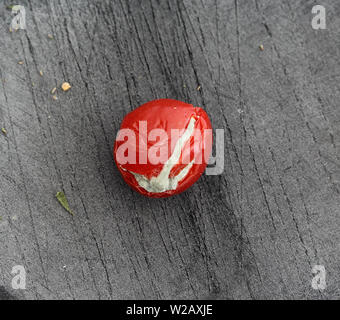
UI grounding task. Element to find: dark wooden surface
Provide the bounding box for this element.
[0,0,339,300]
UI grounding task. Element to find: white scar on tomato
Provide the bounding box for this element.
[129,117,196,193]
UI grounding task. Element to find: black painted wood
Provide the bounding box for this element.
[0,0,339,299]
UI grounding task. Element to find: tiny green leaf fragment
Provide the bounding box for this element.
[7,5,21,10]
[56,191,73,215]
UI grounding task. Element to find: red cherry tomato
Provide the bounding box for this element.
[114,99,212,198]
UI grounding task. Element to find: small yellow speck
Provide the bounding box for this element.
[9,27,13,33]
[52,95,58,100]
[1,128,7,136]
[32,82,35,87]
[51,87,57,94]
[197,85,201,91]
[61,82,71,92]
[18,61,24,65]
[259,44,264,51]
[39,70,43,76]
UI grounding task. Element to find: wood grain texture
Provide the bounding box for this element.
[0,0,339,300]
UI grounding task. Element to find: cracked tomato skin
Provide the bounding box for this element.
[114,99,212,198]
